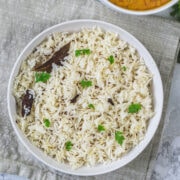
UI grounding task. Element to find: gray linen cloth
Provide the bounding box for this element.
[0,0,180,179]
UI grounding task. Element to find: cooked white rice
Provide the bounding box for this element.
[13,27,154,169]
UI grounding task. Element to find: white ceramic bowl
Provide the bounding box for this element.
[7,19,163,176]
[100,0,178,15]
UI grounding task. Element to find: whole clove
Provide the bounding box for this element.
[70,94,80,103]
[108,98,114,106]
[34,42,71,72]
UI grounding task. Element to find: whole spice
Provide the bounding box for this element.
[70,94,80,103]
[22,90,34,117]
[34,42,71,72]
[108,98,114,106]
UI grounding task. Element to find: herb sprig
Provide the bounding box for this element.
[170,0,180,21]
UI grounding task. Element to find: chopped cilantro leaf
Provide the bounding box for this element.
[80,80,92,88]
[122,66,127,71]
[128,103,142,113]
[75,49,91,57]
[108,55,114,64]
[65,141,73,151]
[88,104,95,110]
[98,125,105,132]
[44,119,50,127]
[115,131,125,145]
[35,72,51,83]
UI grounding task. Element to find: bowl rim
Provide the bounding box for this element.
[99,0,178,15]
[7,19,164,176]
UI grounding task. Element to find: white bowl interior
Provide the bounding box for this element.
[100,0,178,15]
[7,20,163,176]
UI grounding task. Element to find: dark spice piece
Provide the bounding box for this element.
[34,42,71,72]
[70,94,80,103]
[108,98,114,106]
[22,90,34,117]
